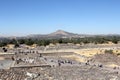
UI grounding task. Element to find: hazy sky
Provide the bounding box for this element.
[0,0,120,36]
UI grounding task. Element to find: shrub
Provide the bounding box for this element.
[117,53,120,55]
[104,50,113,54]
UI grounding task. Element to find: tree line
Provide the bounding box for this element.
[0,36,120,47]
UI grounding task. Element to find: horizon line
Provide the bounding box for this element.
[1,30,120,37]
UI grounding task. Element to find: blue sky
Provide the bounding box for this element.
[0,0,120,36]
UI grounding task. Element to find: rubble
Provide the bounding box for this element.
[0,44,120,79]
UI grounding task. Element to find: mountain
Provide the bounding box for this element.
[47,30,81,38]
[0,30,120,40]
[27,30,86,39]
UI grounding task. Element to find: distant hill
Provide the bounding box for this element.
[0,30,120,40]
[26,30,87,39]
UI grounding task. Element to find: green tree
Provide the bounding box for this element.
[25,39,34,45]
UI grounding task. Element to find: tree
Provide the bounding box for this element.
[0,42,7,47]
[25,39,34,46]
[111,37,118,44]
[18,39,25,44]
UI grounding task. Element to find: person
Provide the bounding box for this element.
[40,54,42,57]
[11,56,15,61]
[58,62,61,66]
[98,64,103,68]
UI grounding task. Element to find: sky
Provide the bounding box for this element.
[0,0,120,36]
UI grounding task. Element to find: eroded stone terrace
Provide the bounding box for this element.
[1,44,120,80]
[0,68,27,80]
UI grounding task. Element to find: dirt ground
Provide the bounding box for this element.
[1,44,120,80]
[0,57,4,60]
